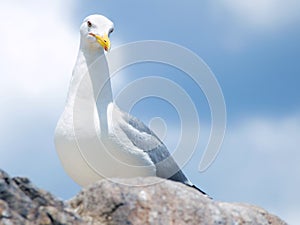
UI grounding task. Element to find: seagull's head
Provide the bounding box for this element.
[80,14,114,52]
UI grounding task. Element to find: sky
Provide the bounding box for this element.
[0,0,299,224]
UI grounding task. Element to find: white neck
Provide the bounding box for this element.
[66,43,113,135]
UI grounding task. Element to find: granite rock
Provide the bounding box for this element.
[0,169,287,225]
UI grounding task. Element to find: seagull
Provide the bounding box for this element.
[54,14,207,195]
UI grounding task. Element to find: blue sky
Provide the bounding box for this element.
[0,0,299,224]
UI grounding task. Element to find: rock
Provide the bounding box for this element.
[68,177,287,225]
[0,169,85,225]
[0,169,287,225]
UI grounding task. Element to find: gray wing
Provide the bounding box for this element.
[118,109,191,185]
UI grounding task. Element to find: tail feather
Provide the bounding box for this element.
[188,184,212,199]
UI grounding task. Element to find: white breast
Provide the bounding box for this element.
[54,102,156,187]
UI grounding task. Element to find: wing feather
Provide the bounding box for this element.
[118,108,190,184]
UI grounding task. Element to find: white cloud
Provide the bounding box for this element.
[209,0,300,51]
[219,0,300,30]
[221,113,300,225]
[0,0,79,141]
[0,0,79,193]
[0,0,77,100]
[227,113,300,157]
[282,209,300,225]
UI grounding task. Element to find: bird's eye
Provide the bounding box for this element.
[87,21,92,28]
[109,28,114,34]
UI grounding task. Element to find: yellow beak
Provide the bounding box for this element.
[89,33,111,51]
